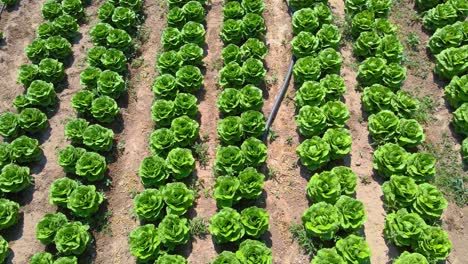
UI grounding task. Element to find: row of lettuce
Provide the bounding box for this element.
[126,0,206,263]
[209,0,272,262]
[0,0,91,263]
[286,1,372,263]
[417,0,467,162]
[24,0,146,263]
[345,0,453,263]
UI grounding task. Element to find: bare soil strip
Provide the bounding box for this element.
[261,0,311,263]
[186,0,222,262]
[0,0,43,110]
[92,1,166,263]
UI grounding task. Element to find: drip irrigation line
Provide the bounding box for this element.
[262,1,294,142]
[0,4,5,21]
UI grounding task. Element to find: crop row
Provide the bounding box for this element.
[417,0,467,162]
[345,0,454,262]
[208,0,272,262]
[0,0,93,263]
[22,0,147,263]
[285,0,372,263]
[126,0,208,262]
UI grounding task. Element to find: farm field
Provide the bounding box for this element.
[0,0,466,263]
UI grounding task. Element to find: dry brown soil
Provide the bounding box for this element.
[0,0,465,263]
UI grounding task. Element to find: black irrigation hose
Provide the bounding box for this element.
[0,4,5,21]
[262,1,294,142]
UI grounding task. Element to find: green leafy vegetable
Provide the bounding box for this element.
[236,239,272,264]
[36,212,68,244]
[335,234,371,264]
[49,177,79,206]
[0,198,19,230]
[82,124,114,152]
[209,208,245,243]
[75,151,107,181]
[302,202,340,240]
[129,224,161,261]
[67,185,104,217]
[296,136,330,171]
[54,222,91,255]
[158,214,190,250]
[307,171,342,203]
[162,182,195,216]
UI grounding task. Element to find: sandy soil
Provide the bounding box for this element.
[0,0,465,263]
[186,0,221,262]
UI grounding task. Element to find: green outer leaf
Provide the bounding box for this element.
[236,239,272,264]
[241,110,265,138]
[0,198,20,230]
[71,90,95,114]
[296,136,330,171]
[49,177,79,207]
[0,236,9,264]
[452,102,468,136]
[295,81,325,108]
[67,185,104,217]
[323,128,352,160]
[214,176,240,208]
[166,147,195,179]
[149,128,174,156]
[302,202,340,240]
[215,146,245,176]
[212,251,240,264]
[217,116,243,144]
[129,224,161,261]
[29,252,54,264]
[368,110,400,144]
[138,155,169,187]
[393,251,429,264]
[241,137,267,167]
[311,248,346,264]
[209,207,245,243]
[238,167,264,200]
[0,112,19,138]
[54,221,91,255]
[35,212,68,244]
[384,209,426,247]
[82,124,114,152]
[373,143,408,179]
[307,171,342,203]
[331,166,357,195]
[162,182,194,216]
[64,118,89,144]
[415,225,452,262]
[0,163,31,193]
[382,175,418,210]
[158,214,190,250]
[240,206,269,238]
[292,8,319,35]
[412,183,447,221]
[335,195,367,230]
[296,105,327,137]
[58,145,86,174]
[322,101,349,128]
[335,234,371,264]
[75,151,107,181]
[293,56,321,84]
[170,116,199,147]
[91,95,119,123]
[155,254,188,264]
